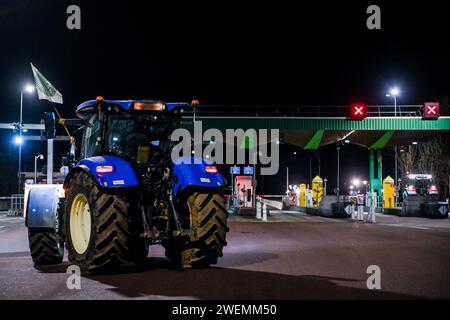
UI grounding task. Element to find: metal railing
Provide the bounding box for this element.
[184,104,424,118]
[8,194,24,217]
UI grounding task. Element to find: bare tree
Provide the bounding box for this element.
[398,145,417,177]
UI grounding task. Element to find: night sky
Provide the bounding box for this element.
[0,1,449,194]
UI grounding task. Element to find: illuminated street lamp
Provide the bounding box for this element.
[386,87,400,117]
[386,87,401,203]
[24,84,34,93]
[13,135,23,145]
[18,84,35,193]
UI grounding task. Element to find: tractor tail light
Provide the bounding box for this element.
[96,165,114,173]
[133,102,165,111]
[205,165,218,174]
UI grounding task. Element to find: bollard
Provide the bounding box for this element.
[367,207,376,223]
[357,206,364,221]
[366,191,377,223]
[262,203,268,222]
[351,204,357,220]
[256,200,262,220]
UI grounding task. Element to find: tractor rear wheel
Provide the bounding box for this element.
[65,171,146,273]
[28,230,64,266]
[164,192,229,268]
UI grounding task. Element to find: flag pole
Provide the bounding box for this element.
[30,63,75,182]
[51,103,72,139]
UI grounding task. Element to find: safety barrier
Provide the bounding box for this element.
[8,194,24,217]
[261,198,284,210]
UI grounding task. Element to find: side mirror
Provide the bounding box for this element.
[44,112,56,139]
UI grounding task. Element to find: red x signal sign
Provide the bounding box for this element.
[349,103,367,120]
[422,102,440,120]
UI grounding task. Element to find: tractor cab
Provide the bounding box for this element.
[75,97,195,164]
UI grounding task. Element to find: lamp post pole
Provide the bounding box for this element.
[286,167,289,193]
[336,144,341,198]
[18,91,23,194]
[393,94,398,205]
[394,94,397,117]
[17,85,34,194]
[34,155,44,184]
[387,88,400,206]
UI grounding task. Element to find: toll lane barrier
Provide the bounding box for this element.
[384,197,449,219]
[420,202,448,219]
[305,196,352,218]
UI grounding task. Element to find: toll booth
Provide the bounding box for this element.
[312,176,324,208]
[383,176,395,208]
[234,175,254,208]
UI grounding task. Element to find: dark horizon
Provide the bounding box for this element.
[0,1,449,195]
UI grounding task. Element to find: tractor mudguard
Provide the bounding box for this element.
[67,155,140,188]
[25,185,64,229]
[172,156,226,196]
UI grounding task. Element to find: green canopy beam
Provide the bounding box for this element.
[369,149,383,199]
[369,131,394,149]
[304,130,324,150]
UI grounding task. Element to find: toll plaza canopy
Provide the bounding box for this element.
[184,104,450,194]
[184,104,450,149]
[191,116,450,149]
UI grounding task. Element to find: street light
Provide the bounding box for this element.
[24,84,34,93]
[34,154,44,184]
[18,84,35,194]
[386,87,401,206]
[386,87,400,117]
[13,136,23,145]
[362,180,368,193]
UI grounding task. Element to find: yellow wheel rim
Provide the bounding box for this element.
[70,194,92,254]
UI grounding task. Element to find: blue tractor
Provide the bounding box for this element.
[25,97,228,273]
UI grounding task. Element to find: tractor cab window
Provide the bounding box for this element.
[81,115,101,158]
[107,112,175,163]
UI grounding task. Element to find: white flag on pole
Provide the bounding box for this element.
[30,63,63,104]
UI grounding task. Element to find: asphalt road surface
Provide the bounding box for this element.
[1,211,450,299]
